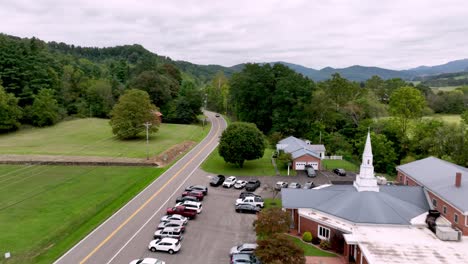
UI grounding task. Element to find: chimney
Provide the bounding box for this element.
[455,172,462,188]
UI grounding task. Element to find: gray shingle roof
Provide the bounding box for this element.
[397,156,468,213]
[290,148,321,159]
[277,136,322,159]
[282,185,429,225]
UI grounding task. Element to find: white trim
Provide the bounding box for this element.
[318,225,331,240]
[465,215,468,227]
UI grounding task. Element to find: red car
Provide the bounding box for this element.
[166,205,197,219]
[181,190,204,201]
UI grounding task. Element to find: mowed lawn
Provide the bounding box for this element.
[202,148,286,176]
[322,159,358,172]
[0,118,209,158]
[289,236,336,257]
[0,165,163,264]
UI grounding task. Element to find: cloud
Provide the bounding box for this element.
[0,0,467,69]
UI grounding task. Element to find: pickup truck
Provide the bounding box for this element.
[235,196,264,208]
[166,205,197,219]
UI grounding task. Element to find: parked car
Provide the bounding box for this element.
[181,190,204,201]
[230,243,258,256]
[275,181,288,191]
[129,258,165,264]
[234,180,247,189]
[166,205,197,219]
[305,165,316,177]
[236,196,264,207]
[289,182,301,189]
[210,174,225,187]
[231,253,261,264]
[160,214,188,225]
[175,195,199,203]
[157,220,186,232]
[148,237,181,254]
[235,203,261,214]
[239,192,260,199]
[245,179,261,191]
[303,181,315,189]
[215,113,220,117]
[185,185,208,195]
[153,227,183,240]
[223,176,237,188]
[333,168,347,176]
[176,200,203,214]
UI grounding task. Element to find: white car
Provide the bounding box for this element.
[148,237,181,254]
[223,176,237,188]
[233,180,247,189]
[235,196,264,207]
[129,258,166,264]
[154,227,183,240]
[157,220,186,231]
[229,243,258,256]
[160,214,188,225]
[175,200,203,214]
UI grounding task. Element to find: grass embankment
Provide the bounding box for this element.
[202,148,287,176]
[0,118,209,158]
[263,198,282,209]
[289,236,337,257]
[0,165,164,264]
[322,159,358,172]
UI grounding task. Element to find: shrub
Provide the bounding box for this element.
[311,236,321,245]
[302,231,312,242]
[320,240,331,250]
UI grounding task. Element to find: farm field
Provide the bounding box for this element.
[0,118,210,158]
[422,114,462,124]
[202,148,288,176]
[0,165,163,264]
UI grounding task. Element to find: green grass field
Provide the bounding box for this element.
[289,236,336,257]
[0,118,209,158]
[201,148,286,176]
[0,165,163,264]
[264,198,282,209]
[422,114,462,125]
[322,159,358,172]
[430,86,460,92]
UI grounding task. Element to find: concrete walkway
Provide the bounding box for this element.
[306,256,346,264]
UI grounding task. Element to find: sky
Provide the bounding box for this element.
[0,0,467,70]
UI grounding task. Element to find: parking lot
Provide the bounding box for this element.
[132,168,354,264]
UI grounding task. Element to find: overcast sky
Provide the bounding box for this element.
[1,0,467,69]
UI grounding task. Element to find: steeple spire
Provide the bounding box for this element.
[354,131,379,192]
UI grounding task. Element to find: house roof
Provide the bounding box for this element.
[397,156,468,213]
[277,136,324,158]
[290,148,321,159]
[282,185,429,225]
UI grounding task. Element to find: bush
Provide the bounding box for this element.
[319,240,331,250]
[311,236,321,245]
[302,231,312,242]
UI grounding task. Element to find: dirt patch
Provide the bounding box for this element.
[152,141,196,167]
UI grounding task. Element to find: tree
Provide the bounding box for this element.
[389,86,426,136]
[254,207,291,238]
[355,132,397,174]
[218,122,266,168]
[109,89,159,139]
[0,84,22,132]
[462,110,468,125]
[255,234,305,264]
[26,88,61,127]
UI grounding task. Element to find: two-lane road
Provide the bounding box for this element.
[54,111,227,264]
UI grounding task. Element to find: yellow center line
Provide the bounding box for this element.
[79,118,220,264]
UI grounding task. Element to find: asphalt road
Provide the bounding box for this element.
[54,111,230,264]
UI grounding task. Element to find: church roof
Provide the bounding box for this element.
[397,156,468,213]
[282,185,429,225]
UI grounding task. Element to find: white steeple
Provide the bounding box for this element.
[353,130,379,192]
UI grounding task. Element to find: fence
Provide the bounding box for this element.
[324,156,343,160]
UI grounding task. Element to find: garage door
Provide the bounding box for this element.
[307,162,319,170]
[295,162,306,170]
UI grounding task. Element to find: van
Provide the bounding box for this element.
[305,165,316,178]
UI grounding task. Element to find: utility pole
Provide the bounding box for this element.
[143,122,151,160]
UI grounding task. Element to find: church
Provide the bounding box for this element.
[281,132,468,264]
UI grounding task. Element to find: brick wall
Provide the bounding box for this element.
[293,155,321,170]
[298,215,340,241]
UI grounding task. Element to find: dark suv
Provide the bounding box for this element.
[210,174,225,187]
[333,168,346,176]
[185,185,208,195]
[245,180,261,191]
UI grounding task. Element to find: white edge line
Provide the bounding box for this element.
[106,138,220,264]
[53,114,218,264]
